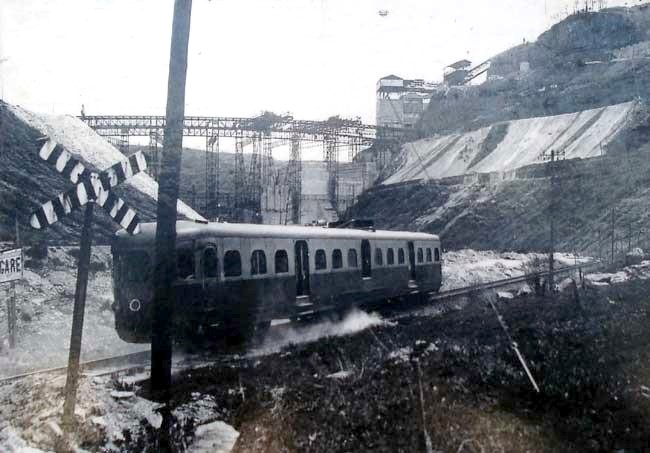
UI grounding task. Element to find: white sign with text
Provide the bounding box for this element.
[0,248,23,284]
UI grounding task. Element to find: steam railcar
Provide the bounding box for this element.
[111,220,442,344]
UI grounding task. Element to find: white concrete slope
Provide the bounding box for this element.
[384,101,636,185]
[9,105,204,221]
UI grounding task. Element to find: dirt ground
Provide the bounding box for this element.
[112,278,650,452]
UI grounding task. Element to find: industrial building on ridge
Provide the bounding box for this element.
[377,59,492,128]
[375,75,438,128]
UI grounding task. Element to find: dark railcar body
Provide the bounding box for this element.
[111,221,442,343]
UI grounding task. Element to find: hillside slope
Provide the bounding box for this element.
[386,101,635,184]
[417,5,650,137]
[352,148,650,261]
[0,102,203,243]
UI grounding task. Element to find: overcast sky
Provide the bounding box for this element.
[0,0,637,124]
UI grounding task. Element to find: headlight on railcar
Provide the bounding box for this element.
[129,299,142,312]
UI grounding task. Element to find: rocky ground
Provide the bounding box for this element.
[0,245,147,378]
[0,247,631,453]
[151,278,650,453]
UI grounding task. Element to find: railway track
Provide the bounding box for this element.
[0,261,598,385]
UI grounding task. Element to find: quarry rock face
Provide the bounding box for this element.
[538,10,644,58]
[417,6,650,138]
[366,5,650,259]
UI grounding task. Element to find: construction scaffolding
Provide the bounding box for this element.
[324,135,339,212]
[287,134,302,224]
[85,112,407,225]
[148,131,161,181]
[205,134,219,220]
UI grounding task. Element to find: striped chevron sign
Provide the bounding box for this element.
[29,138,147,235]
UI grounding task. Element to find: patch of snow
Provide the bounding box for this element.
[496,291,514,300]
[189,421,239,453]
[327,370,353,379]
[0,425,49,453]
[110,390,135,399]
[7,105,204,222]
[388,346,413,363]
[0,246,148,379]
[558,278,576,293]
[517,285,533,296]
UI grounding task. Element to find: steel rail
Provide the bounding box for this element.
[428,261,599,302]
[0,350,150,384]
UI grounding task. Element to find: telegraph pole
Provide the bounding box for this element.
[611,208,616,265]
[151,0,193,399]
[542,149,564,292]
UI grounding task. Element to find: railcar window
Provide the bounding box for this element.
[203,247,218,278]
[315,249,327,270]
[417,248,424,263]
[251,250,267,275]
[348,249,358,268]
[275,250,289,273]
[224,250,242,277]
[398,248,405,264]
[122,251,150,282]
[426,248,432,262]
[375,248,383,266]
[387,248,395,265]
[332,249,343,269]
[435,248,440,262]
[177,249,195,279]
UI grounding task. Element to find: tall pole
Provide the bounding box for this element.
[151,0,193,400]
[8,214,20,349]
[628,223,632,252]
[63,201,95,427]
[611,208,615,265]
[548,150,556,292]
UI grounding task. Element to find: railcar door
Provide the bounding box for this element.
[361,239,372,278]
[408,241,417,281]
[295,240,310,296]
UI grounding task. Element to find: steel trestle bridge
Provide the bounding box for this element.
[81,114,408,144]
[81,114,410,223]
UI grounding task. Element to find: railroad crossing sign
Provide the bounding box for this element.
[30,139,146,234]
[29,137,147,429]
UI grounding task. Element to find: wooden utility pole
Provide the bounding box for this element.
[150,0,193,399]
[611,208,616,265]
[597,228,602,262]
[63,202,95,426]
[6,216,20,349]
[29,138,146,431]
[542,149,564,292]
[628,222,632,252]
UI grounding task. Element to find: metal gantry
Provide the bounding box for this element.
[205,135,219,220]
[287,134,302,224]
[81,114,407,144]
[323,135,339,212]
[81,114,410,223]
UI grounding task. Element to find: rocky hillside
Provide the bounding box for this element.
[0,102,202,244]
[417,4,650,137]
[354,5,650,257]
[351,145,650,261]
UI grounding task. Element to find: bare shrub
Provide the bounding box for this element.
[522,256,546,296]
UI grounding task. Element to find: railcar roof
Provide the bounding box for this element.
[114,221,438,245]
